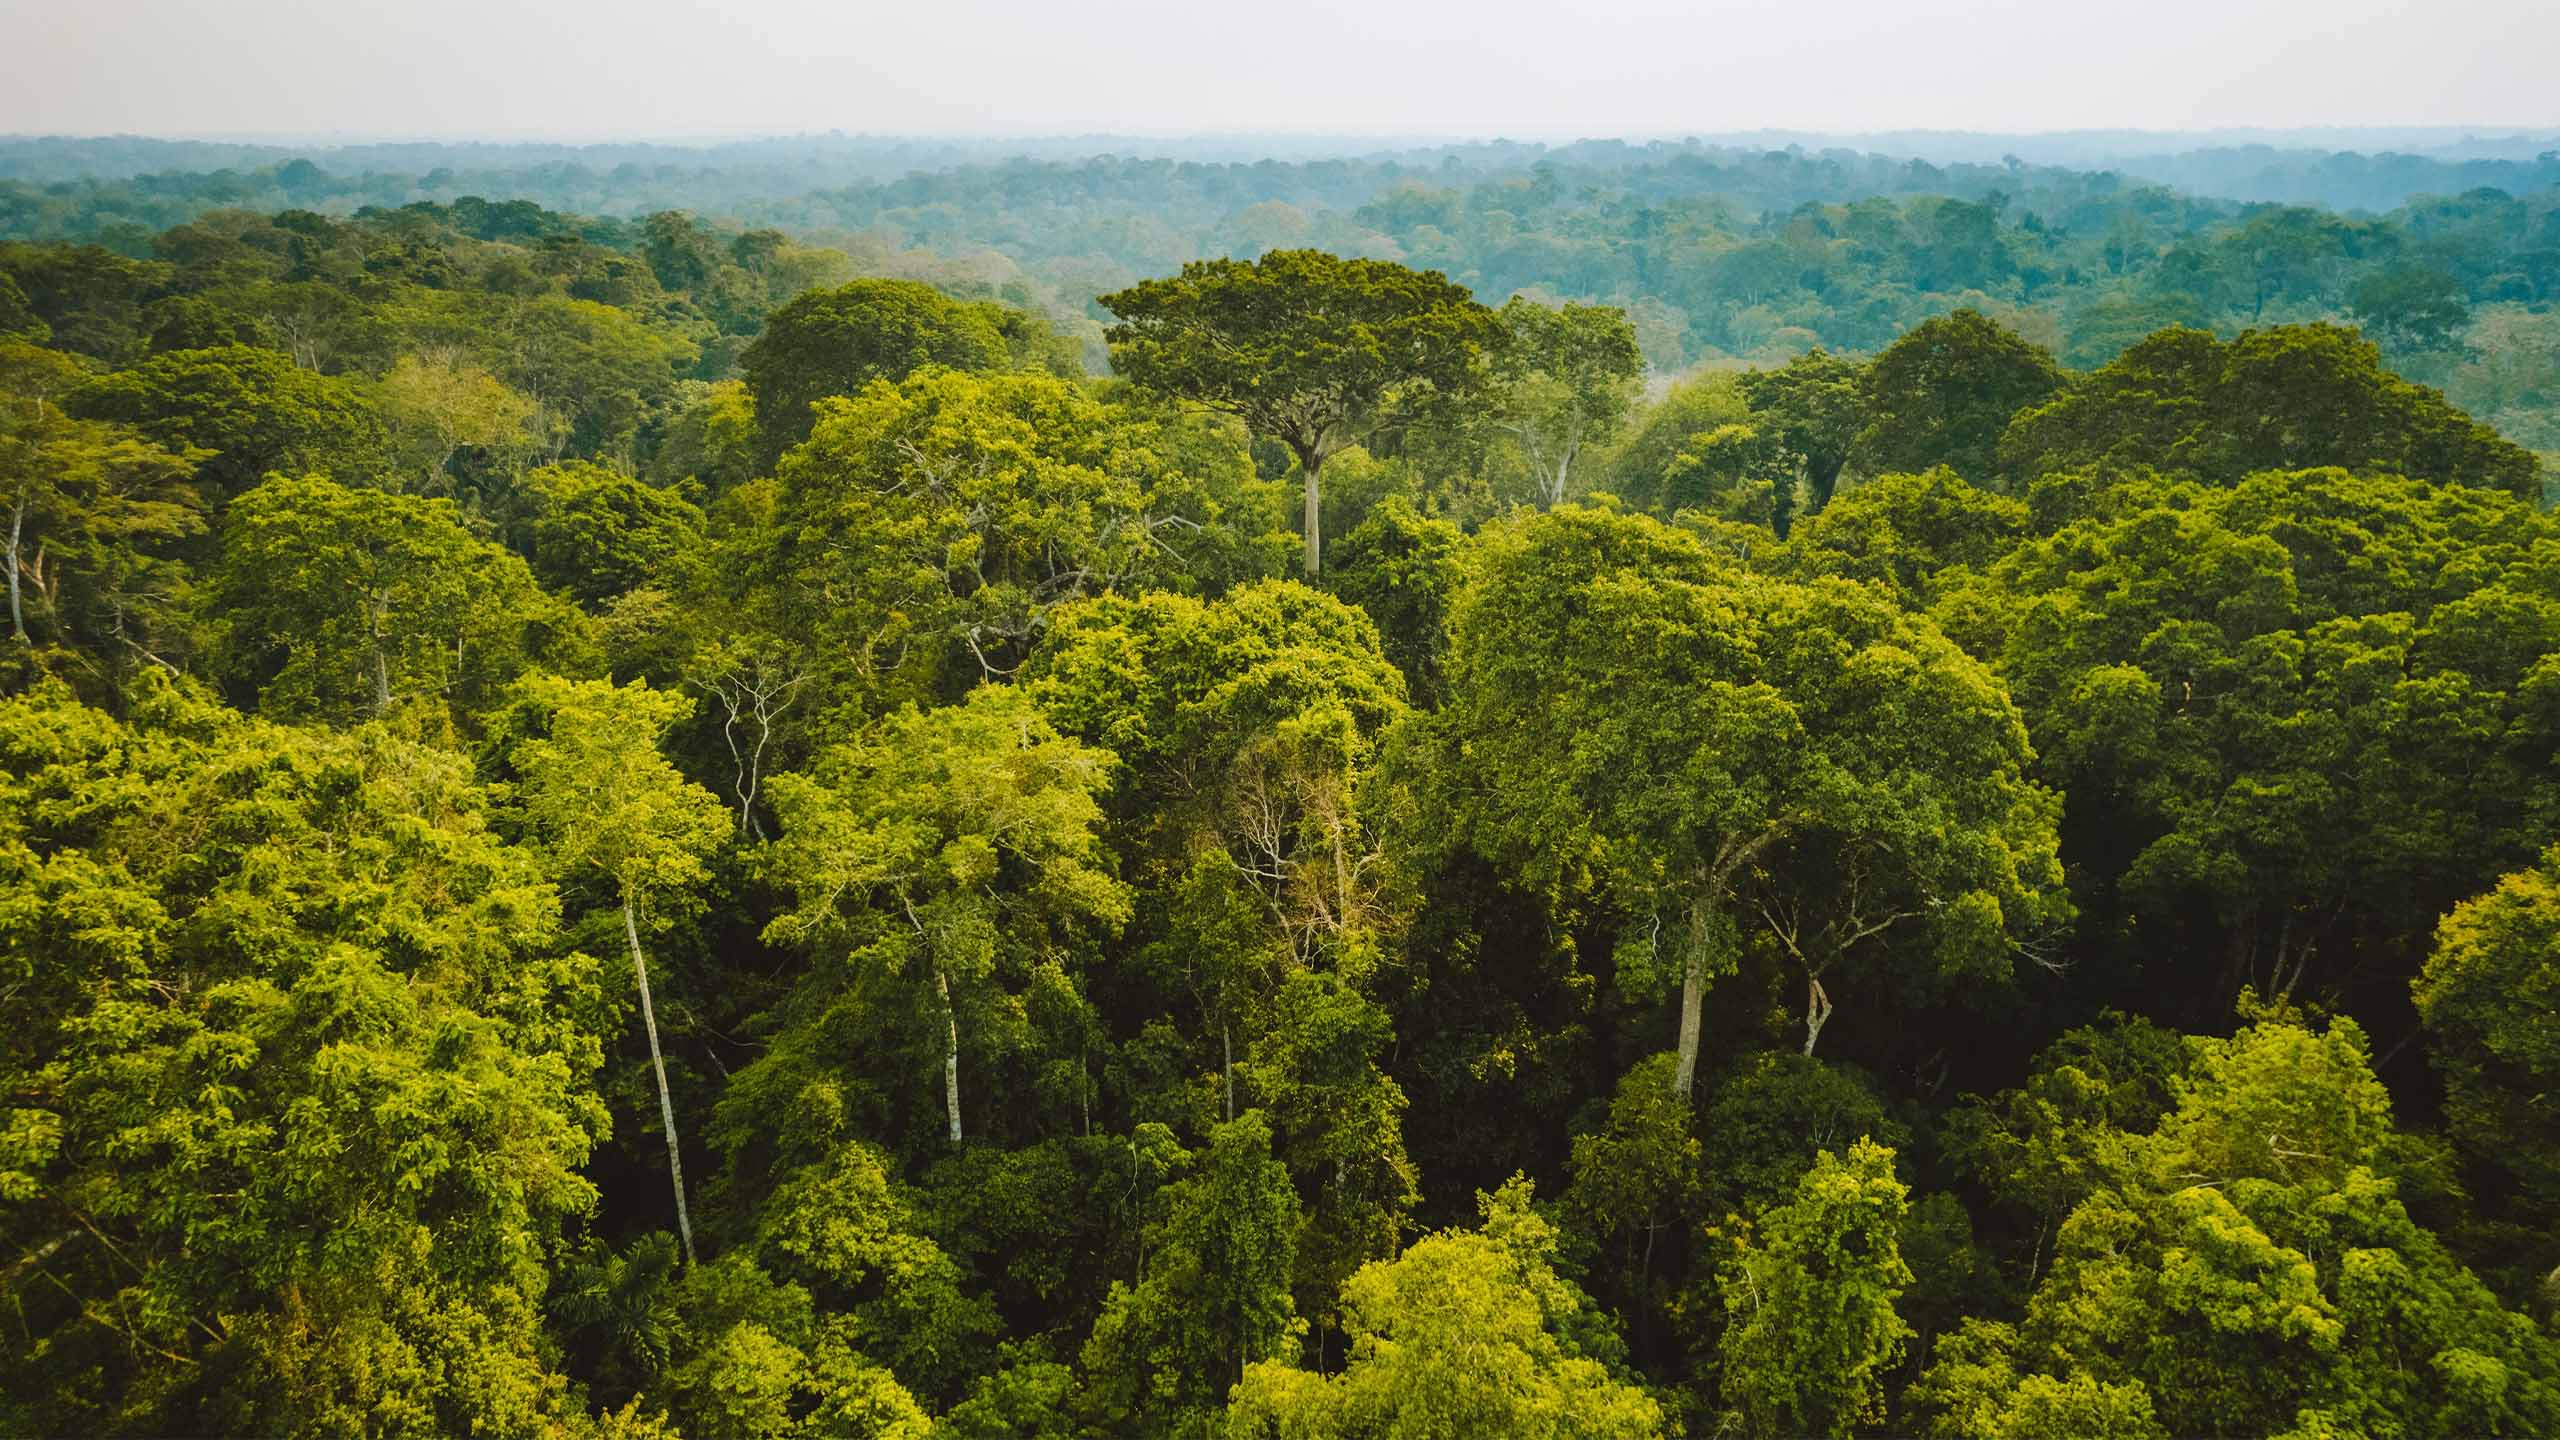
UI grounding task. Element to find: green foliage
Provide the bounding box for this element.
[738,278,1012,464]
[1739,348,1866,511]
[1324,495,1466,708]
[1915,1016,2560,1439]
[1490,296,1645,507]
[741,366,1280,714]
[522,460,705,606]
[1784,466,2027,608]
[2415,847,2560,1281]
[65,342,386,497]
[204,473,589,725]
[1104,248,1497,572]
[1856,308,2065,484]
[0,677,609,1438]
[750,684,1128,1156]
[1717,1138,1915,1439]
[1999,323,2541,496]
[1228,1177,1667,1440]
[1080,1109,1302,1432]
[1935,466,2560,1031]
[5,165,2560,1440]
[1440,505,2065,1087]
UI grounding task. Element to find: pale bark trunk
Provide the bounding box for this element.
[6,499,24,644]
[939,967,963,1146]
[1302,455,1323,576]
[1673,935,1708,1099]
[369,592,393,713]
[1801,976,1834,1057]
[624,895,696,1265]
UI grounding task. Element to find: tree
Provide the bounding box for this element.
[1783,466,2027,609]
[1228,1177,1666,1440]
[1913,1015,2560,1439]
[1,341,203,672]
[1489,297,1644,508]
[1933,467,2560,1033]
[1717,1138,1915,1440]
[510,675,729,1265]
[64,343,385,499]
[1030,581,1419,1298]
[374,350,539,491]
[204,473,586,725]
[738,279,1009,464]
[1103,249,1497,574]
[1324,495,1467,708]
[1080,1110,1302,1433]
[2350,263,2470,352]
[1738,347,1866,513]
[740,367,1277,715]
[1563,1053,1703,1359]
[1856,308,2064,485]
[756,685,1129,1151]
[2414,847,2560,1281]
[521,461,704,607]
[0,677,611,1437]
[1998,323,2540,497]
[1439,507,2065,1095]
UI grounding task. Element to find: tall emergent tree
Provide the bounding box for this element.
[1490,297,1645,508]
[1103,249,1497,574]
[737,278,1010,465]
[511,674,729,1264]
[1437,507,2065,1095]
[758,684,1129,1150]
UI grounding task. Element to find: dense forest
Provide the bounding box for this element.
[4,138,2560,1439]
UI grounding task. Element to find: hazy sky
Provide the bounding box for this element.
[8,0,2557,141]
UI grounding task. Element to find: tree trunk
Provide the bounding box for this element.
[6,498,25,644]
[369,592,393,714]
[1301,453,1324,576]
[939,966,963,1146]
[1801,975,1834,1057]
[624,895,696,1265]
[1673,932,1708,1099]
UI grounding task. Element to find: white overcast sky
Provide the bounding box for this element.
[5,0,2555,141]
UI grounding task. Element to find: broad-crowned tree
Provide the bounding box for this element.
[1,341,203,682]
[1854,309,2063,485]
[741,366,1278,717]
[1103,249,1497,575]
[738,279,1010,464]
[754,684,1129,1154]
[1440,506,2065,1093]
[1932,467,2560,1032]
[1997,324,2540,497]
[0,677,611,1437]
[520,460,705,607]
[1739,347,1867,513]
[64,342,386,499]
[204,473,588,725]
[510,674,729,1264]
[373,351,539,493]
